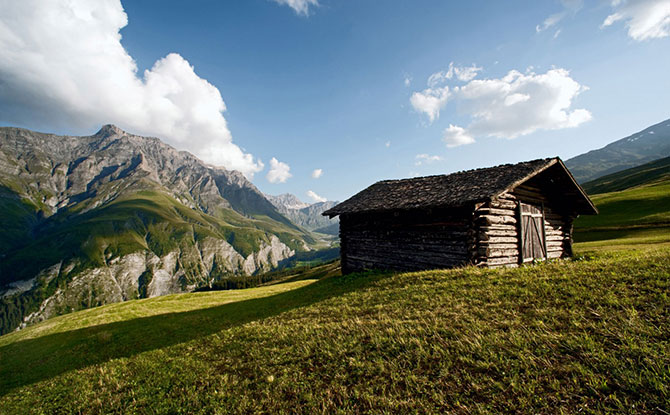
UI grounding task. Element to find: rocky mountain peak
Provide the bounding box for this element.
[0,125,313,334]
[95,124,126,138]
[264,192,339,234]
[266,193,310,210]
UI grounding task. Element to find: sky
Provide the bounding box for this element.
[1,0,669,203]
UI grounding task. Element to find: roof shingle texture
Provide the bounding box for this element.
[324,158,557,216]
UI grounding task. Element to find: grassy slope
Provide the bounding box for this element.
[1,189,312,284]
[0,186,316,335]
[581,156,670,195]
[0,249,668,413]
[574,173,670,251]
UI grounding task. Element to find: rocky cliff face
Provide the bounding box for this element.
[266,193,310,210]
[0,125,311,333]
[15,235,293,329]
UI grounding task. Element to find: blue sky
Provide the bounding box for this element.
[1,0,669,202]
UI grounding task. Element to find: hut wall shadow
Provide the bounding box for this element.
[0,272,384,396]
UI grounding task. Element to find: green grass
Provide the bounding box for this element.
[581,156,670,195]
[1,248,668,413]
[574,227,670,253]
[0,188,317,334]
[574,173,670,252]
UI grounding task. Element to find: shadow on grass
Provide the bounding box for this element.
[0,272,385,396]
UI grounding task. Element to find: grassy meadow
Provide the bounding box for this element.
[0,166,669,413]
[574,170,670,252]
[0,247,668,413]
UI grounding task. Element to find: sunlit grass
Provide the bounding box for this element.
[1,248,668,414]
[0,280,315,347]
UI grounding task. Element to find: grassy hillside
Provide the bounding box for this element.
[565,117,670,183]
[1,248,668,413]
[0,187,316,335]
[581,156,670,195]
[574,167,670,251]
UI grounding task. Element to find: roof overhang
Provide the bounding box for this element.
[493,158,598,215]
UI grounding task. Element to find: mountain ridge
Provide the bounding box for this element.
[266,192,339,234]
[565,118,670,183]
[0,124,313,334]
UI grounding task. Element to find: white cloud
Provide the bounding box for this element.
[536,12,566,32]
[602,0,670,40]
[272,0,319,16]
[306,190,326,203]
[457,68,591,140]
[404,76,412,87]
[411,67,591,147]
[0,0,264,178]
[385,141,391,148]
[412,63,484,123]
[442,125,475,148]
[536,1,583,35]
[311,168,323,179]
[427,63,483,86]
[410,86,450,123]
[266,157,292,183]
[414,154,442,166]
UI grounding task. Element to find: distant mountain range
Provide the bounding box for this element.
[0,125,315,334]
[566,118,670,183]
[266,193,339,235]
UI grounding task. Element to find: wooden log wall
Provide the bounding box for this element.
[472,196,520,268]
[339,208,472,273]
[472,182,576,267]
[471,182,576,268]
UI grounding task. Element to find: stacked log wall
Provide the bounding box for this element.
[339,208,471,273]
[472,196,520,267]
[472,183,576,267]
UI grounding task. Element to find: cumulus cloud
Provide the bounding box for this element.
[410,87,450,123]
[457,68,591,140]
[414,154,442,166]
[602,0,670,40]
[306,190,326,203]
[266,158,292,183]
[0,0,264,178]
[311,168,323,179]
[272,0,319,16]
[411,63,486,123]
[442,125,475,148]
[410,67,591,147]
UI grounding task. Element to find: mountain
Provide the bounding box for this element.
[581,156,670,195]
[565,118,670,183]
[266,193,339,235]
[0,125,314,334]
[265,193,310,210]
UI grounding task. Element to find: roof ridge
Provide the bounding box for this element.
[322,157,593,218]
[376,157,556,185]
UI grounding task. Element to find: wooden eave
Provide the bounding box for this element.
[492,158,598,215]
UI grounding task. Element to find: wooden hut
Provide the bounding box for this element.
[322,157,597,273]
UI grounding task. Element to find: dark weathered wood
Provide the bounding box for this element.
[337,162,587,273]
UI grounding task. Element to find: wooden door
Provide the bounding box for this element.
[519,202,546,263]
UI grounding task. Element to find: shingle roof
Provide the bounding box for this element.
[323,157,596,217]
